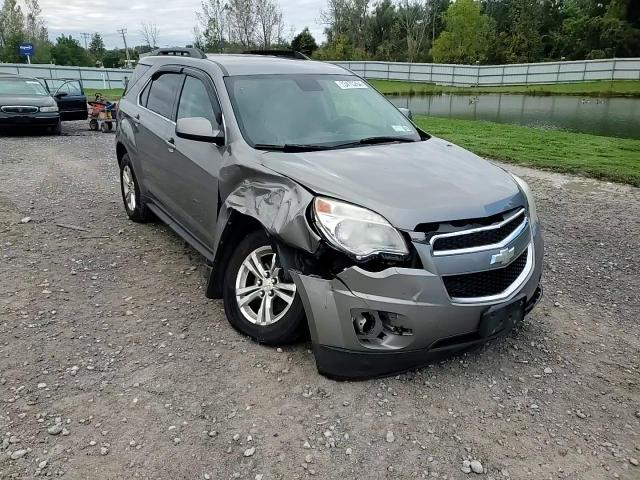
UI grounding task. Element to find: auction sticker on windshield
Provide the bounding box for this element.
[335,80,368,89]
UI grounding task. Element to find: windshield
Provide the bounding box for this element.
[224,74,420,149]
[0,78,49,96]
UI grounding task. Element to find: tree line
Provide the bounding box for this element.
[316,0,640,63]
[1,0,639,67]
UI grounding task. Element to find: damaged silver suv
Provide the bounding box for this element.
[115,48,543,378]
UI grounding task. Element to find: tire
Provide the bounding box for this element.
[101,122,109,133]
[89,119,98,131]
[50,121,62,135]
[119,153,153,223]
[223,230,306,345]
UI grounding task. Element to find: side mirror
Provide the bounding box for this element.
[398,107,413,120]
[176,117,224,145]
[55,91,68,98]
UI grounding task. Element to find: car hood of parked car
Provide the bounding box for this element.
[261,136,525,230]
[0,94,56,107]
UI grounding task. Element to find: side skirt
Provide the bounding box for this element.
[145,202,216,264]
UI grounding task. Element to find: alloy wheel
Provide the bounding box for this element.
[235,245,297,326]
[122,165,136,212]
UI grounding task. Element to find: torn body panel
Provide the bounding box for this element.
[214,162,321,256]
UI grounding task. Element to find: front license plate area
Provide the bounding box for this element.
[479,297,525,338]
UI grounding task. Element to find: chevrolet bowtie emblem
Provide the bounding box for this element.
[490,247,515,266]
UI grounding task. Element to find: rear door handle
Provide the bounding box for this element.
[165,137,176,152]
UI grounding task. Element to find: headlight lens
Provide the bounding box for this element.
[313,197,409,259]
[40,106,59,112]
[510,173,538,223]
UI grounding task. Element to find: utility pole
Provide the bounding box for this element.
[80,32,91,50]
[117,28,131,67]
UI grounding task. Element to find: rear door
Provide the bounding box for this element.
[55,80,88,120]
[135,69,183,214]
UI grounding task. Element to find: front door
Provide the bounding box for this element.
[160,69,224,248]
[54,80,88,121]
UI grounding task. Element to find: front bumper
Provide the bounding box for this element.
[0,112,60,127]
[292,224,543,379]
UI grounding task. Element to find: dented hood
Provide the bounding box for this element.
[261,137,525,231]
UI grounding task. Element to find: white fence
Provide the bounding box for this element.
[0,63,132,89]
[332,58,640,86]
[1,57,639,88]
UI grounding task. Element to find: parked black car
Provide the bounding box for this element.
[0,75,87,134]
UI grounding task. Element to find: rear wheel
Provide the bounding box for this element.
[223,230,306,344]
[119,154,153,223]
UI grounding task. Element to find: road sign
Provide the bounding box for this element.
[19,42,35,56]
[19,42,35,64]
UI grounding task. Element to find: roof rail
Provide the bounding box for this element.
[150,47,207,59]
[243,50,310,60]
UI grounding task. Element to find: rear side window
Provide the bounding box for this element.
[145,73,182,120]
[177,76,220,127]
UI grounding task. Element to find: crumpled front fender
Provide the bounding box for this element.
[214,162,321,257]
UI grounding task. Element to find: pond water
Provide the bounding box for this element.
[389,93,640,139]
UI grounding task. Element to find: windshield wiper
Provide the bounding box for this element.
[358,136,417,145]
[254,136,417,153]
[254,143,333,153]
[329,136,418,149]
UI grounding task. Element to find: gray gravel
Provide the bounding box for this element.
[1,122,639,479]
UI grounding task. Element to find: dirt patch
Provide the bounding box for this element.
[1,122,639,479]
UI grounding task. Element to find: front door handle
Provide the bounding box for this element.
[165,137,176,152]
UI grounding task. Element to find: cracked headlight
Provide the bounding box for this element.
[313,197,409,259]
[510,173,538,223]
[40,105,59,112]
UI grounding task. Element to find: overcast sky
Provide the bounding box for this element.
[37,0,325,49]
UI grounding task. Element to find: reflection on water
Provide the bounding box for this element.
[389,94,640,139]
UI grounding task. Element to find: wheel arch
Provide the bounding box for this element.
[116,142,128,166]
[206,210,267,299]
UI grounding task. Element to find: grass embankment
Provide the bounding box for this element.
[371,79,640,97]
[85,88,124,101]
[414,115,640,187]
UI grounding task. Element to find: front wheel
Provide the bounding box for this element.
[223,231,306,344]
[50,121,62,135]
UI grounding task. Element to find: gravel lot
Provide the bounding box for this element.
[1,122,639,480]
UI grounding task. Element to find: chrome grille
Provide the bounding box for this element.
[431,209,527,255]
[1,106,39,114]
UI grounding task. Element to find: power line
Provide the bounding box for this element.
[80,32,91,50]
[117,28,131,66]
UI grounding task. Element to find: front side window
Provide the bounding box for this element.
[58,81,82,96]
[224,74,420,149]
[145,73,182,120]
[177,76,219,127]
[0,78,49,96]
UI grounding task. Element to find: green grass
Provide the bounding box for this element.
[371,79,640,97]
[85,88,124,101]
[413,115,640,187]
